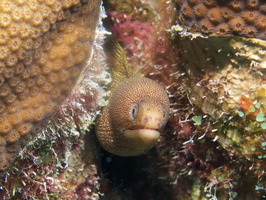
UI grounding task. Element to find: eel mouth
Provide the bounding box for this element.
[129,126,160,131]
[124,128,160,145]
[115,128,161,156]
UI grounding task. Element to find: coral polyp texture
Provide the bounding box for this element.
[173,0,266,165]
[176,0,266,39]
[0,8,109,198]
[165,0,266,198]
[0,0,101,170]
[171,33,266,121]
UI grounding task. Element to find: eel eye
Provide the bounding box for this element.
[130,104,138,120]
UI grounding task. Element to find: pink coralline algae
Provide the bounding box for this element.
[106,12,154,68]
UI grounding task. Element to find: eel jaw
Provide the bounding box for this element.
[118,128,160,156]
[125,128,160,144]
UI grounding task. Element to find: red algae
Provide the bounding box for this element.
[239,95,251,112]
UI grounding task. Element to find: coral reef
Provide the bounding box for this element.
[97,0,266,199]
[0,7,109,198]
[0,131,101,200]
[171,31,266,121]
[1,0,265,199]
[0,0,101,170]
[157,0,266,199]
[169,15,266,163]
[175,0,266,40]
[103,0,155,71]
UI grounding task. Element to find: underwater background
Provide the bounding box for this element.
[0,0,265,199]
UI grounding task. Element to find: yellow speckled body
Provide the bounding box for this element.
[96,39,170,156]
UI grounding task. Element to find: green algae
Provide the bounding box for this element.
[192,116,202,125]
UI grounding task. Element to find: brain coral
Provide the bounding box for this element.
[176,0,266,39]
[0,0,101,170]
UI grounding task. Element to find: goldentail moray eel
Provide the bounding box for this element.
[96,39,170,156]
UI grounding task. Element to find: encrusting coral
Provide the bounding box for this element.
[161,0,266,199]
[176,0,266,39]
[0,0,101,170]
[172,0,266,141]
[0,3,109,198]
